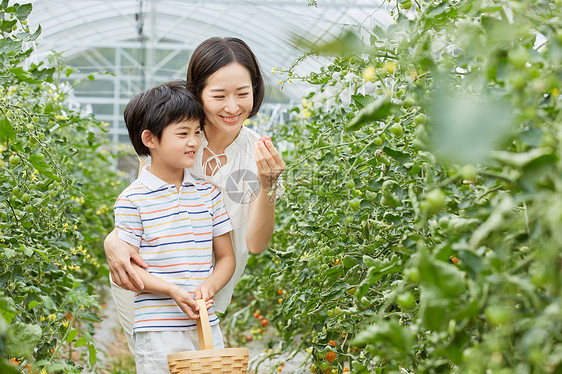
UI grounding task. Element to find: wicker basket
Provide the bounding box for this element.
[168,299,249,373]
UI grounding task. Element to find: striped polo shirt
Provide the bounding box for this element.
[114,166,232,332]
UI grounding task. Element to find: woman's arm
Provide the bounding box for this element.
[106,156,150,291]
[104,229,148,291]
[246,139,285,254]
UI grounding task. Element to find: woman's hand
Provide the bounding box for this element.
[104,229,148,291]
[254,138,285,192]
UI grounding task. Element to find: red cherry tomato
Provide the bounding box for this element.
[259,135,271,144]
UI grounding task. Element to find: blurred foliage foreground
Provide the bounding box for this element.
[0,2,126,373]
[224,0,562,373]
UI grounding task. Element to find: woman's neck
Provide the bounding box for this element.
[203,124,242,153]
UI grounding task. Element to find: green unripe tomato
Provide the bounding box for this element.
[425,189,446,213]
[24,204,33,212]
[345,216,354,223]
[485,305,513,327]
[403,96,415,108]
[396,291,416,310]
[460,164,477,181]
[401,0,412,9]
[508,48,528,69]
[12,186,21,197]
[9,154,21,165]
[349,198,361,211]
[404,267,420,283]
[318,361,330,371]
[414,113,427,125]
[49,190,58,198]
[373,136,383,146]
[390,123,404,136]
[346,180,355,189]
[22,193,31,203]
[33,116,39,123]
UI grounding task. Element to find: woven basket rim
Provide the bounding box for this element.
[168,347,249,361]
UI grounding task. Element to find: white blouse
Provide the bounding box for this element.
[190,126,262,313]
[142,126,274,313]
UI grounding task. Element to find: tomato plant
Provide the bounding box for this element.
[0,3,126,372]
[224,0,561,373]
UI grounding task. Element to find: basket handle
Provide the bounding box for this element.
[195,298,213,350]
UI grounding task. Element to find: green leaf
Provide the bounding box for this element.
[29,154,61,181]
[15,3,32,20]
[296,30,368,56]
[6,322,42,358]
[66,329,79,343]
[9,66,39,83]
[88,344,97,367]
[428,82,514,164]
[0,296,17,323]
[0,359,20,374]
[347,97,393,132]
[0,19,16,32]
[417,248,467,299]
[74,336,88,347]
[27,300,39,310]
[19,25,41,42]
[0,116,16,142]
[490,148,555,169]
[352,320,413,352]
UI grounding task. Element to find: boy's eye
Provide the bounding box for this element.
[239,93,249,97]
[213,95,224,99]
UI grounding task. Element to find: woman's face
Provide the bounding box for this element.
[201,62,254,136]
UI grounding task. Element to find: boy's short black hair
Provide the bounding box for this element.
[123,80,205,157]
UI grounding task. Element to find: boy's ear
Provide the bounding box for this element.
[141,130,157,149]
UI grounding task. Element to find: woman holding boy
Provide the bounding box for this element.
[105,37,286,354]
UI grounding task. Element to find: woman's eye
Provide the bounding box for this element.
[178,132,187,136]
[213,95,224,99]
[239,93,249,97]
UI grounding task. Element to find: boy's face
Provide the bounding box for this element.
[151,119,201,170]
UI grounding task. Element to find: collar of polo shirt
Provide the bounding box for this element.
[139,165,196,191]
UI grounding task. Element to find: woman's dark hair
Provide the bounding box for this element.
[187,37,264,118]
[123,80,205,157]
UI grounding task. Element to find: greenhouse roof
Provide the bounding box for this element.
[22,0,391,149]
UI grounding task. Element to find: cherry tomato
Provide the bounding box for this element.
[414,113,427,125]
[390,123,404,136]
[349,198,361,211]
[326,351,337,363]
[396,291,416,311]
[259,135,271,144]
[425,189,445,212]
[9,154,21,165]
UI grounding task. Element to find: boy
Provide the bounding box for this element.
[113,80,235,373]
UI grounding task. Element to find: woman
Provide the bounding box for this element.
[104,37,285,353]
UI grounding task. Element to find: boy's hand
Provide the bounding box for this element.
[170,287,200,319]
[194,285,215,310]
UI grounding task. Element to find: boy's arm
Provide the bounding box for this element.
[194,232,236,307]
[131,263,201,319]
